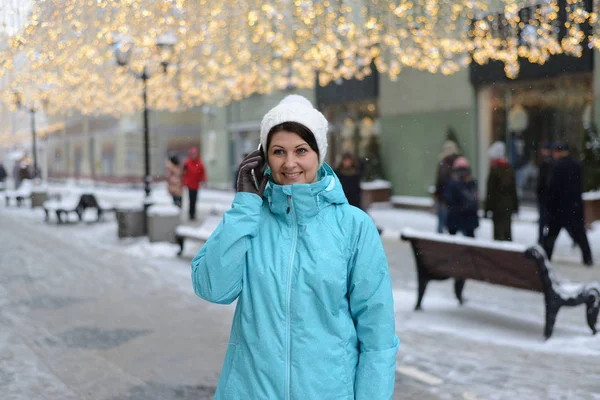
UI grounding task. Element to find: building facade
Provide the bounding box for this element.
[2,32,598,200]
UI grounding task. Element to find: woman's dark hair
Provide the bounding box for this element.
[169,155,180,166]
[266,122,319,157]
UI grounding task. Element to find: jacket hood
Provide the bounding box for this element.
[263,163,348,223]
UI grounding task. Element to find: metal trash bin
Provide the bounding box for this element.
[116,203,146,238]
[31,190,49,208]
[147,204,181,243]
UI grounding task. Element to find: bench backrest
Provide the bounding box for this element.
[78,193,100,209]
[406,236,545,293]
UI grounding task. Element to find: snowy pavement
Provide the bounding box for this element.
[1,189,600,399]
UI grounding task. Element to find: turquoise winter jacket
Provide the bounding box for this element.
[192,164,399,399]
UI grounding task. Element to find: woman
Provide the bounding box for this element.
[182,147,207,221]
[444,156,479,238]
[434,140,460,233]
[335,152,362,209]
[165,155,183,207]
[485,141,518,241]
[192,95,398,399]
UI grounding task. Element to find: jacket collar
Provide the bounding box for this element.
[263,163,348,224]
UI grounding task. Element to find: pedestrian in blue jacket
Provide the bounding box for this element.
[192,95,399,399]
[444,156,479,238]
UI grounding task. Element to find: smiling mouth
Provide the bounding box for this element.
[283,172,302,179]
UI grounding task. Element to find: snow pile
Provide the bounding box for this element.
[583,190,600,201]
[360,179,392,190]
[393,287,600,356]
[115,202,145,212]
[123,238,181,259]
[175,216,222,241]
[147,204,181,217]
[391,195,434,208]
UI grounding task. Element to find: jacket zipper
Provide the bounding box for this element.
[285,195,297,400]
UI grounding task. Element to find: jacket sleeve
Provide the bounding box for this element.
[191,192,262,304]
[200,161,207,183]
[348,218,399,399]
[511,169,519,212]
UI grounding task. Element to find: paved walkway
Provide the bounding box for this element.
[1,209,600,399]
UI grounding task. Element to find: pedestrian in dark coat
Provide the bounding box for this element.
[444,156,479,237]
[335,152,362,209]
[485,141,519,241]
[434,140,460,233]
[537,141,554,244]
[543,142,593,266]
[0,163,7,183]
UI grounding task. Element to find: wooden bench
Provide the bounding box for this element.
[43,193,116,223]
[175,216,221,256]
[400,228,600,339]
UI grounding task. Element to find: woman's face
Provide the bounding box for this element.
[268,130,319,185]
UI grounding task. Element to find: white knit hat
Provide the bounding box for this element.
[260,95,329,166]
[488,141,506,160]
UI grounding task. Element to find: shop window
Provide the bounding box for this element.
[322,100,382,180]
[488,72,592,201]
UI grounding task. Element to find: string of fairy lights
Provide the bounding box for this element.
[0,0,596,118]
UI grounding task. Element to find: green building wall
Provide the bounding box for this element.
[379,69,477,197]
[205,107,231,185]
[227,89,316,123]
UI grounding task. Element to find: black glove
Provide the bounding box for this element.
[237,150,268,196]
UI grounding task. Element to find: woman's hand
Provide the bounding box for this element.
[237,150,268,196]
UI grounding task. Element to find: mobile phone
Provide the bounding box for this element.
[251,144,266,191]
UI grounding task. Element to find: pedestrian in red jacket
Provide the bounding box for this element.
[183,147,207,221]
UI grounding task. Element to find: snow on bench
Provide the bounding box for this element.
[3,179,34,206]
[43,193,117,223]
[43,195,82,223]
[175,216,222,256]
[583,190,600,201]
[360,179,392,190]
[401,227,527,253]
[391,195,434,210]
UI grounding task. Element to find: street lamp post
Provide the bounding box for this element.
[113,37,175,197]
[13,92,40,179]
[141,67,151,197]
[30,107,38,178]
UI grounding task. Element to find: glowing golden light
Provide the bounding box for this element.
[0,0,594,117]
